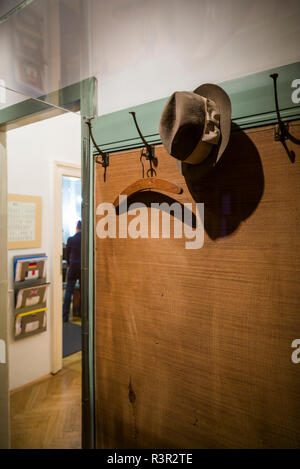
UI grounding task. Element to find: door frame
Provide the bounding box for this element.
[52,161,81,374]
[0,129,9,449]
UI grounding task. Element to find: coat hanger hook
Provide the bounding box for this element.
[85,117,110,182]
[270,73,299,163]
[129,111,158,177]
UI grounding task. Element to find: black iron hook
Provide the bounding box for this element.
[270,73,299,163]
[129,111,158,177]
[85,117,109,182]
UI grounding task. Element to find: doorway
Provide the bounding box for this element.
[6,122,82,449]
[52,162,81,374]
[62,175,82,358]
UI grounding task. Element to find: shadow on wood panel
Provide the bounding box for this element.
[183,127,265,240]
[116,191,198,228]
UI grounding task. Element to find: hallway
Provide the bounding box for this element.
[10,352,81,449]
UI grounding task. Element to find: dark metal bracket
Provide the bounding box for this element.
[274,122,289,142]
[85,117,110,182]
[95,153,110,183]
[129,111,158,177]
[270,73,300,163]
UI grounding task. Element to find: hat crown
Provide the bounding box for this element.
[159,83,231,171]
[159,91,207,161]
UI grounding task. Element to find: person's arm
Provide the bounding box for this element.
[66,237,71,265]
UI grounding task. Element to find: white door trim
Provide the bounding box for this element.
[52,161,81,374]
[0,129,10,448]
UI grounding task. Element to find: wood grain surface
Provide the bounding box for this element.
[94,122,300,449]
[11,352,82,449]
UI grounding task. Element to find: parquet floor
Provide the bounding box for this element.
[10,352,82,449]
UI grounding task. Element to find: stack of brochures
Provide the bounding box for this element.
[14,255,47,282]
[13,254,49,340]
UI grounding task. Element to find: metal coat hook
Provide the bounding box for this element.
[129,111,158,177]
[270,73,300,163]
[85,117,110,182]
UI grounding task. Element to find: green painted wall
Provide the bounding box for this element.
[92,61,300,154]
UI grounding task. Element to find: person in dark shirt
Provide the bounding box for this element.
[63,220,81,322]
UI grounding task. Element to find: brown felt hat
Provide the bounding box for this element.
[159,83,231,178]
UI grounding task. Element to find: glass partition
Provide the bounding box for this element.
[0,0,94,113]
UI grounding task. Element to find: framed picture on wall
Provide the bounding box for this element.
[8,194,42,250]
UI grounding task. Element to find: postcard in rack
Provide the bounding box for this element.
[15,283,49,310]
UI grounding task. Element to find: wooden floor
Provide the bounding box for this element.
[10,352,82,449]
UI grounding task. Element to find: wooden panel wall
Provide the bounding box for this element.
[94,122,300,449]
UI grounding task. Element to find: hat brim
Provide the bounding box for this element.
[180,83,231,181]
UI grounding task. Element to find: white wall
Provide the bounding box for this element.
[7,112,81,390]
[91,0,300,114]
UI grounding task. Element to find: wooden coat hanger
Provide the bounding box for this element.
[113,111,183,208]
[113,177,183,207]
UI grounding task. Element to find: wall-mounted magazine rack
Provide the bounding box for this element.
[13,253,49,340]
[14,307,47,340]
[14,254,47,284]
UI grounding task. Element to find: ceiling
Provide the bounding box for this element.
[0,0,300,115]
